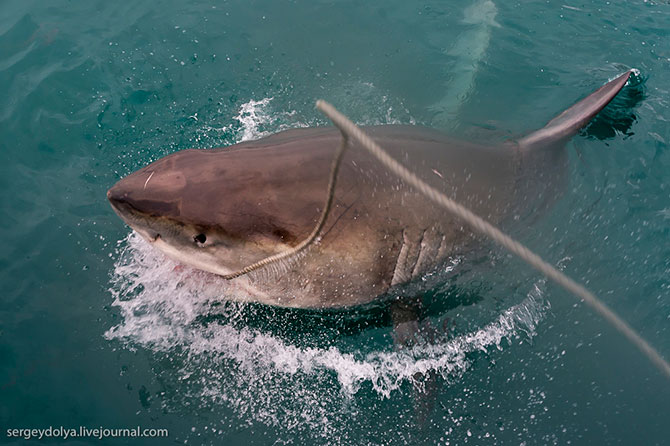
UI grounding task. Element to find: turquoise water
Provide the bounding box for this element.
[1,0,669,444]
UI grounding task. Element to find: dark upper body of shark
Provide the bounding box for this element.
[108,71,632,309]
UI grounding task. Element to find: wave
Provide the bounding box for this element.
[106,232,548,433]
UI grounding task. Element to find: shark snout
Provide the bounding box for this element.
[107,182,142,217]
[107,181,143,226]
[107,183,131,213]
[107,173,181,217]
[107,184,127,206]
[107,183,162,242]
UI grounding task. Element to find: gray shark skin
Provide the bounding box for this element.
[108,71,631,309]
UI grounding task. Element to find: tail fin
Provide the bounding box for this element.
[518,70,633,151]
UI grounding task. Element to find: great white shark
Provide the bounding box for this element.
[108,71,632,310]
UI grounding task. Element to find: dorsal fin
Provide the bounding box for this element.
[518,70,633,151]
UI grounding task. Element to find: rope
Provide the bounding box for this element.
[314,100,670,379]
[222,133,350,280]
[222,98,669,379]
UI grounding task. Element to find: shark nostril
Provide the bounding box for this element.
[194,233,207,244]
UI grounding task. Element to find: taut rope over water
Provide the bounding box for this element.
[224,100,670,379]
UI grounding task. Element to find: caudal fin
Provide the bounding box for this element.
[518,70,633,151]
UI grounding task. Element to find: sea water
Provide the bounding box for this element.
[1,1,669,445]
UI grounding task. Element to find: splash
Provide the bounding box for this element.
[106,233,549,433]
[234,97,275,141]
[199,83,416,150]
[200,96,312,145]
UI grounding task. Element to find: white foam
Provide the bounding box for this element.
[106,233,549,432]
[199,83,417,150]
[200,96,313,145]
[234,97,274,141]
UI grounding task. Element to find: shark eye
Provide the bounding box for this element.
[193,233,207,245]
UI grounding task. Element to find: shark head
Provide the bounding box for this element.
[107,141,330,278]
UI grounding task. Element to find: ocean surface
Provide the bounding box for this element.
[1,0,669,444]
